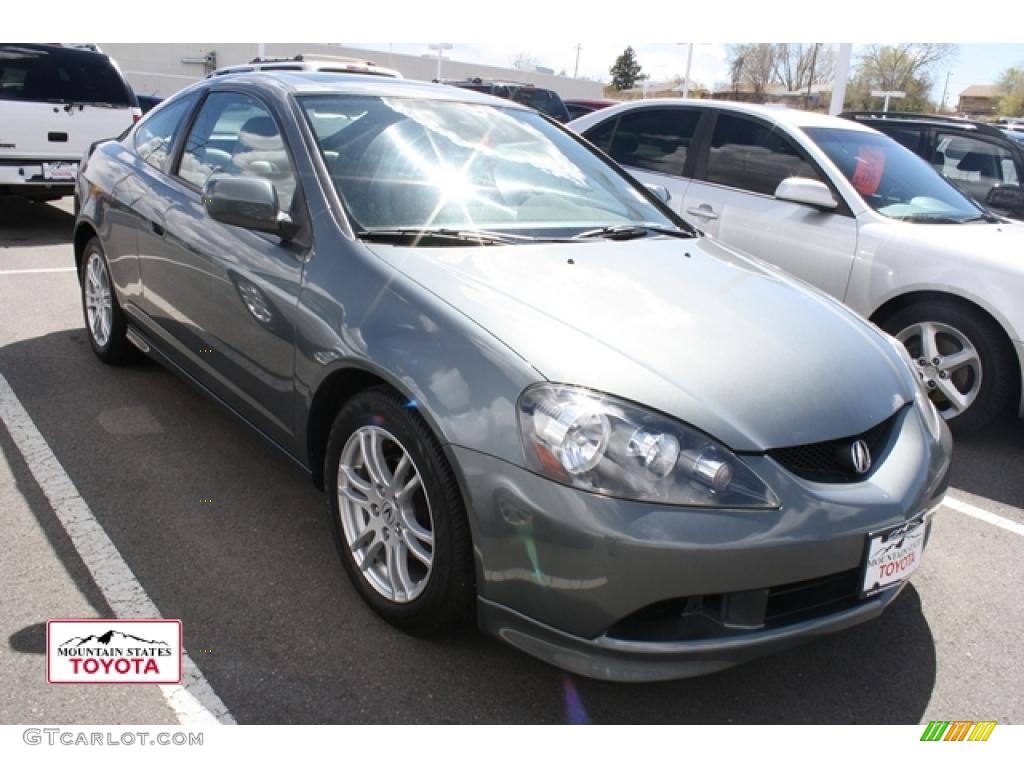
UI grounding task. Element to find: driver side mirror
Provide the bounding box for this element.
[986,183,1024,212]
[204,174,297,239]
[645,183,672,203]
[774,177,838,210]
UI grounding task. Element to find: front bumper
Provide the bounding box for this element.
[448,402,951,681]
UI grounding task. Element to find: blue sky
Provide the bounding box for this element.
[354,43,1024,104]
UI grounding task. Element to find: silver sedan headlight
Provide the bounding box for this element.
[517,384,779,508]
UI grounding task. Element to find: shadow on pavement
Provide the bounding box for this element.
[947,418,1024,511]
[8,622,47,655]
[0,198,75,248]
[0,328,939,724]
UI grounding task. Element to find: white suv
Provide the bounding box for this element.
[570,100,1024,431]
[0,44,139,201]
[209,54,402,80]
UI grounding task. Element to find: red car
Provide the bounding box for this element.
[563,98,619,120]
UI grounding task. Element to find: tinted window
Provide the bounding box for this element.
[510,88,570,121]
[706,113,821,195]
[805,127,981,222]
[606,109,700,176]
[300,94,683,236]
[932,132,1018,203]
[881,126,924,153]
[134,96,195,171]
[178,92,297,211]
[0,44,133,106]
[583,117,616,152]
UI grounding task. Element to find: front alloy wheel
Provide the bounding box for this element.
[337,426,434,603]
[896,321,981,420]
[325,386,474,634]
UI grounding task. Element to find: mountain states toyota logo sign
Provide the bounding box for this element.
[47,619,182,684]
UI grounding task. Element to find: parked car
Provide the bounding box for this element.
[210,54,402,79]
[440,77,571,122]
[1004,128,1024,147]
[841,112,1024,220]
[75,73,950,682]
[571,100,1024,431]
[0,43,139,201]
[564,98,619,121]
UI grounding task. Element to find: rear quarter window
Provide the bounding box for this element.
[0,44,133,106]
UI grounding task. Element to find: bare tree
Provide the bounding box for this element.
[774,44,836,91]
[727,44,777,99]
[511,51,539,71]
[857,44,956,92]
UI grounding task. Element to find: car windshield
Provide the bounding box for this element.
[299,94,685,239]
[0,44,133,106]
[804,127,984,222]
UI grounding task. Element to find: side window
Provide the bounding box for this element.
[933,133,1018,191]
[884,127,924,154]
[605,108,700,176]
[133,95,195,171]
[177,92,297,211]
[583,117,616,153]
[705,113,821,195]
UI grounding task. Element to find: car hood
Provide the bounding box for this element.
[370,237,912,452]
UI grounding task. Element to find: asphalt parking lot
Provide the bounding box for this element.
[1,197,1022,725]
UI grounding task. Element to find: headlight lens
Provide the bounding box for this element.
[883,332,943,440]
[517,384,779,508]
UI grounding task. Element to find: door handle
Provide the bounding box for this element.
[686,205,718,221]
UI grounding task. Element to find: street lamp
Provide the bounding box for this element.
[428,43,453,81]
[675,43,697,99]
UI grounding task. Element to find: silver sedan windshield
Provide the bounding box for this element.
[300,94,682,237]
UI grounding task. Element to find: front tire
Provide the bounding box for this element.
[325,387,475,635]
[80,238,134,364]
[883,299,1015,432]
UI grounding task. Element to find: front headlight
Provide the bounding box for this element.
[517,384,779,508]
[883,332,943,440]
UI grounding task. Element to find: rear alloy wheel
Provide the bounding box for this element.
[884,300,1015,432]
[80,238,134,364]
[325,387,474,634]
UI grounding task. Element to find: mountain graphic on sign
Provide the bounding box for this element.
[59,630,170,648]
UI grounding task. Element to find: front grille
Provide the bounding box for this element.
[767,405,906,483]
[606,568,863,643]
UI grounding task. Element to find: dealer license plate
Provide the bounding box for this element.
[42,162,78,181]
[861,516,927,596]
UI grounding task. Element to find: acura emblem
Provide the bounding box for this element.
[850,439,872,475]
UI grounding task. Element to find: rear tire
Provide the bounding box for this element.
[882,299,1015,433]
[80,238,135,365]
[325,386,475,635]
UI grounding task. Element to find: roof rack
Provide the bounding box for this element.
[442,77,536,87]
[248,54,378,66]
[840,111,1005,138]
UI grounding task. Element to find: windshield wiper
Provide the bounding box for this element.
[356,228,531,246]
[894,213,969,224]
[572,224,694,240]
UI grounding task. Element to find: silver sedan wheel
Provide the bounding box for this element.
[84,251,113,347]
[337,426,434,603]
[897,321,982,420]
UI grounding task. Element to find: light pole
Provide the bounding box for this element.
[940,71,952,112]
[428,43,452,81]
[684,43,694,99]
[573,43,582,78]
[871,89,906,113]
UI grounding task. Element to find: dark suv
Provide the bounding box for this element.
[441,77,571,122]
[841,111,1024,220]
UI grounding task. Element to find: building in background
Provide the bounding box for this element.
[957,84,1002,118]
[99,43,603,101]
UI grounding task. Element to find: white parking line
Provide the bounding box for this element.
[0,267,77,275]
[943,495,1024,537]
[0,373,235,725]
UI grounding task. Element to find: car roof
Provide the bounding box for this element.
[203,71,535,110]
[841,111,1010,139]
[575,98,877,133]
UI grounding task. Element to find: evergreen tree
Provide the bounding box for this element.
[610,46,645,91]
